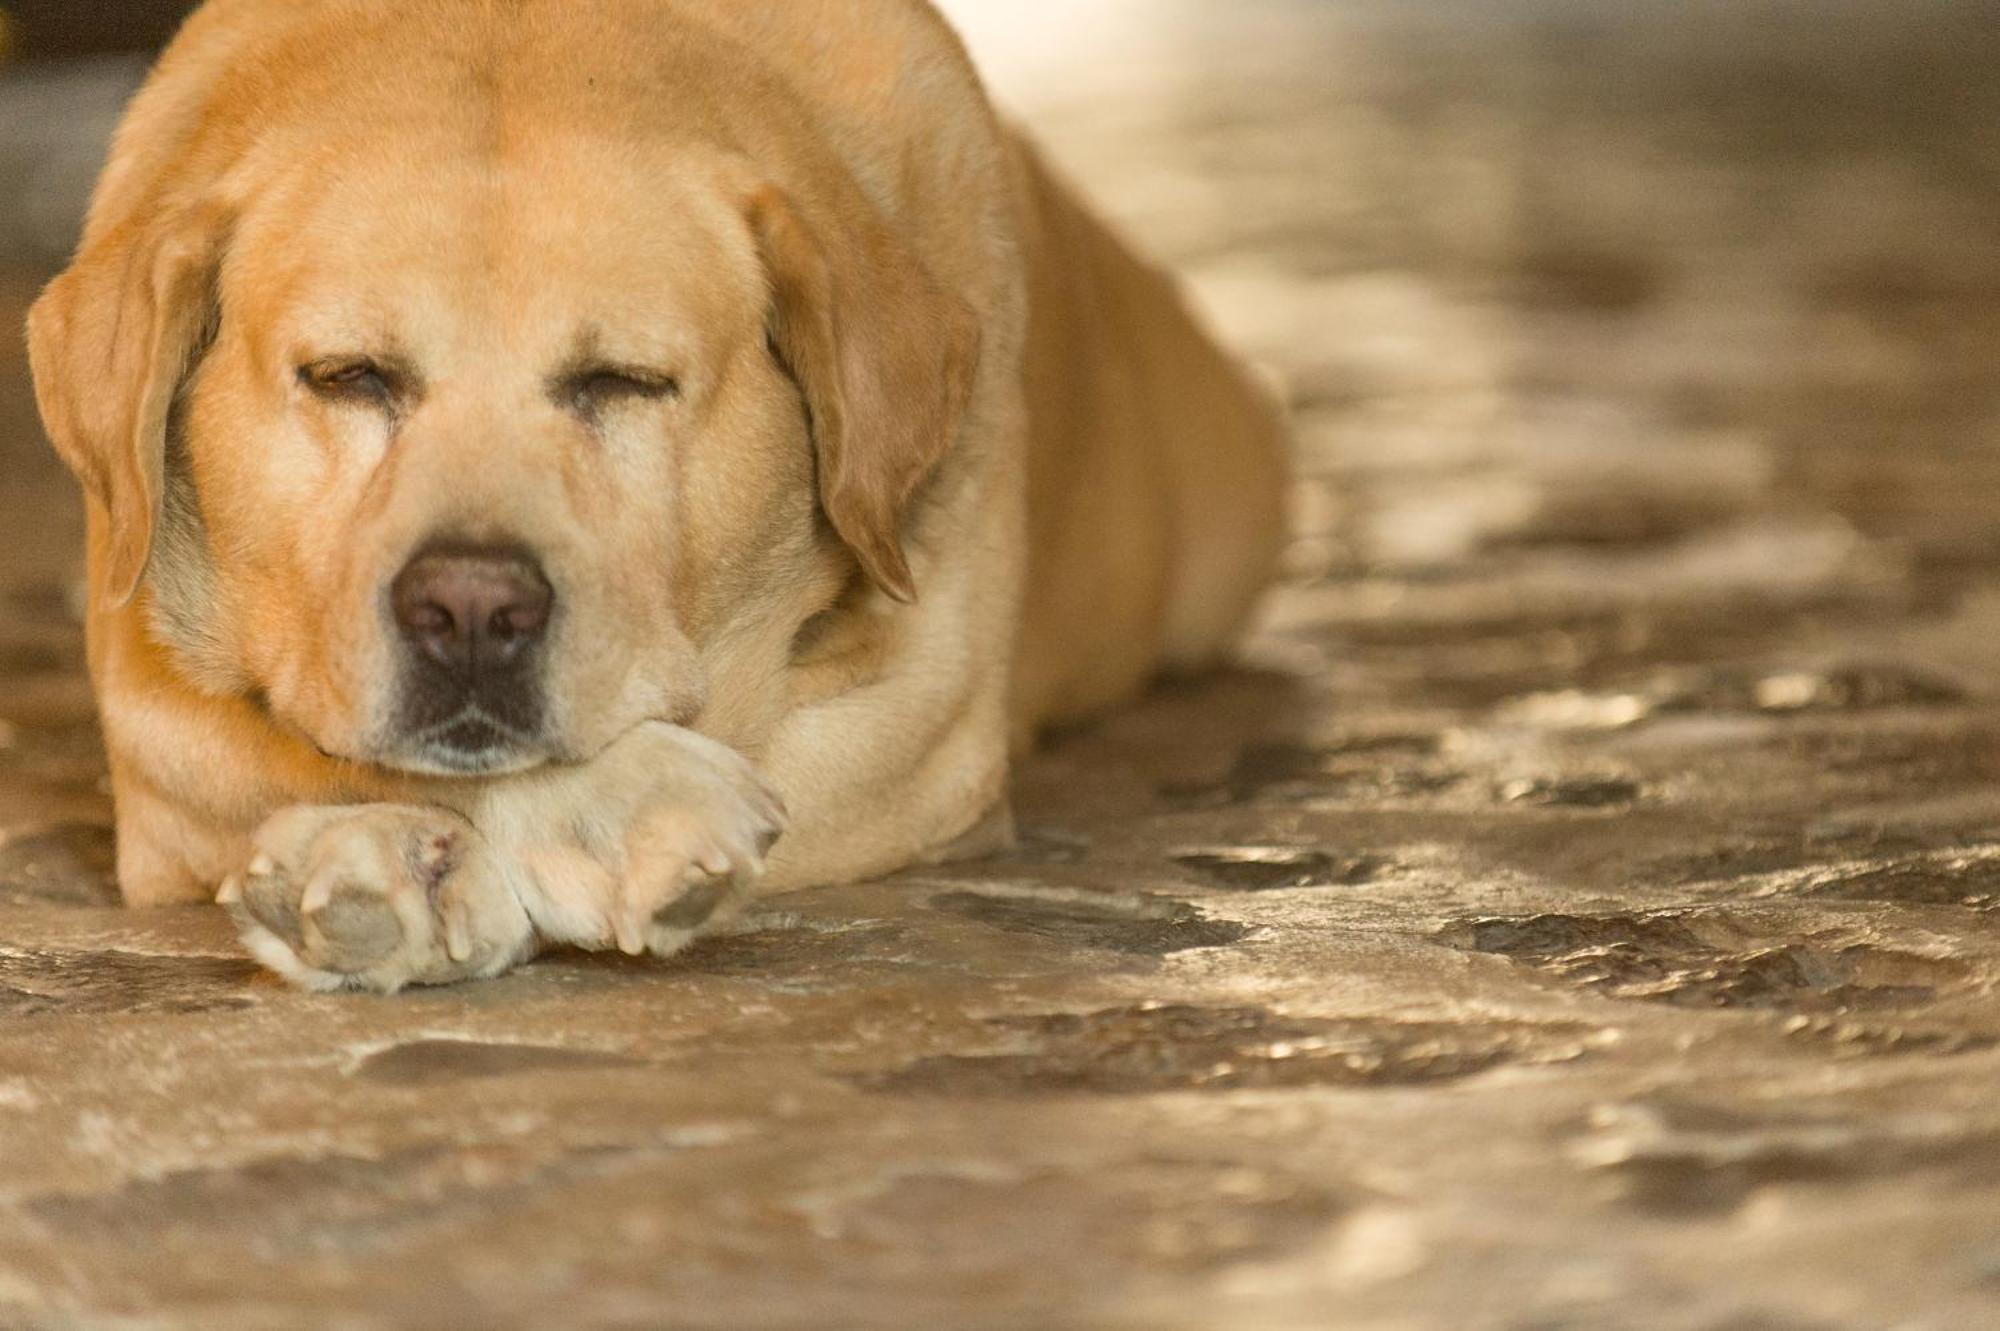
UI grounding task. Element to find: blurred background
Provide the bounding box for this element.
[6,0,2000,608]
[3,3,2000,1325]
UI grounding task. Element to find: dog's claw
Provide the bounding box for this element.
[299,871,335,917]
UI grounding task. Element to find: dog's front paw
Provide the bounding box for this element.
[614,748,786,956]
[492,725,787,959]
[221,805,533,992]
[613,728,786,956]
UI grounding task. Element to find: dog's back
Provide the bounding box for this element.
[1010,137,1289,733]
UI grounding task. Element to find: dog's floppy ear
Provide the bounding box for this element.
[26,205,225,606]
[748,185,981,604]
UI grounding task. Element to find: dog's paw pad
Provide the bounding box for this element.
[652,877,732,932]
[299,880,407,974]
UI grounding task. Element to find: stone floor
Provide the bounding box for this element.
[3,2,1999,1327]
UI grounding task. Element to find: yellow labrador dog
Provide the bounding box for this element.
[27,0,1287,991]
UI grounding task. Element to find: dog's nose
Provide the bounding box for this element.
[390,545,553,673]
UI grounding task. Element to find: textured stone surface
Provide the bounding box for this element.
[2,1,1999,1326]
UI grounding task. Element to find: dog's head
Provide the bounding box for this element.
[27,40,979,776]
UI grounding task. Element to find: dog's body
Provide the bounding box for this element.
[27,0,1286,989]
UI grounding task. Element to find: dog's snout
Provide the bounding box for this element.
[386,542,554,772]
[391,545,554,673]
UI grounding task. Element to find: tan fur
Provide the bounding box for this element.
[26,0,1288,989]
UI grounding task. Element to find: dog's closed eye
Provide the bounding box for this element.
[560,366,681,418]
[299,357,400,407]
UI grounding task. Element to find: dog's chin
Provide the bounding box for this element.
[382,744,553,779]
[373,713,559,779]
[323,707,668,780]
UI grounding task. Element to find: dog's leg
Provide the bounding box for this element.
[226,723,785,991]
